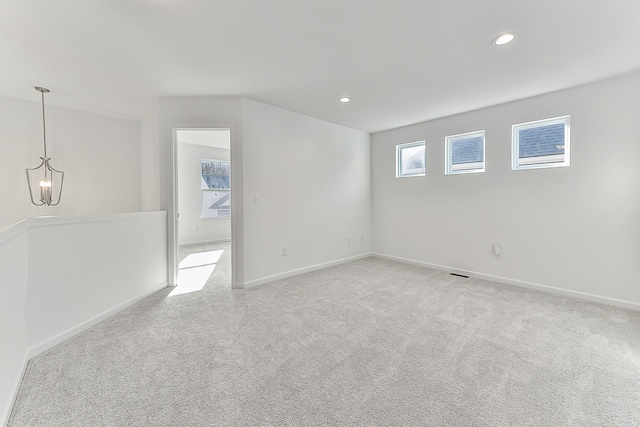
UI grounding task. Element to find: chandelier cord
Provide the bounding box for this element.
[41,89,47,158]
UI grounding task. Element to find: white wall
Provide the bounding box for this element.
[178,143,231,245]
[0,222,29,426]
[27,212,168,351]
[372,71,640,308]
[0,97,32,228]
[242,98,372,285]
[159,96,372,287]
[141,106,161,212]
[0,95,142,230]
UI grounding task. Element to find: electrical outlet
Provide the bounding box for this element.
[283,247,288,256]
[492,243,502,259]
[347,237,351,245]
[196,226,199,232]
[254,194,260,204]
[361,236,364,243]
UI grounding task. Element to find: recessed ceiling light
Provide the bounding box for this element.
[339,97,351,103]
[493,32,516,46]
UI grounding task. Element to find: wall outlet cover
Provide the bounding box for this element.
[493,243,502,258]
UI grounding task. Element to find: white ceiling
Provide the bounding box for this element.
[1,0,639,133]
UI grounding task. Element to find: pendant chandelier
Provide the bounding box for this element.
[26,86,64,206]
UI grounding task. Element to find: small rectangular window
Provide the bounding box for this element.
[396,141,426,177]
[201,159,230,219]
[512,116,570,170]
[445,130,485,175]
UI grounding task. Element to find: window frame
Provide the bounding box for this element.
[512,115,570,171]
[396,140,426,178]
[200,158,230,220]
[445,130,486,175]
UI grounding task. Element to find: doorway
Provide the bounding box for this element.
[171,128,232,295]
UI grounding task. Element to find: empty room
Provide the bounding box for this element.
[1,1,639,426]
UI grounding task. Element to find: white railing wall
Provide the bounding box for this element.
[0,212,168,426]
[0,221,29,427]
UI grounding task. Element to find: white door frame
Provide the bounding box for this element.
[170,125,240,289]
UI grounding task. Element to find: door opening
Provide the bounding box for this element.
[171,128,232,296]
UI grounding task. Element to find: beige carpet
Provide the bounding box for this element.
[8,245,640,426]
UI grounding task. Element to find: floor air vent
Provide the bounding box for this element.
[449,273,469,278]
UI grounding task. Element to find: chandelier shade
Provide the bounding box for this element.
[26,87,64,206]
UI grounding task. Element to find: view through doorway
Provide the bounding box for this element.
[172,129,232,296]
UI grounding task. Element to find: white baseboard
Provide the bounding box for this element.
[179,238,230,247]
[2,353,28,427]
[373,253,640,311]
[27,282,168,359]
[243,253,373,289]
